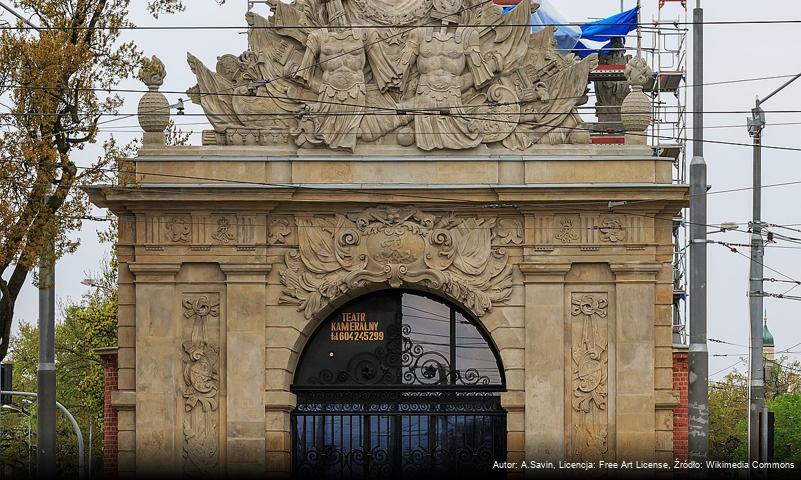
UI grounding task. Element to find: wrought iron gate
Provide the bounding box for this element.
[292,391,506,479]
[291,291,508,478]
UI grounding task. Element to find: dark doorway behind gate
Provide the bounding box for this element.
[291,291,507,479]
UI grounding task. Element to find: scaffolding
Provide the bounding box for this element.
[586,1,689,344]
[645,1,689,345]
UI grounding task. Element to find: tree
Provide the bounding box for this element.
[769,393,801,462]
[6,255,116,475]
[709,369,748,462]
[0,0,222,361]
[708,358,801,463]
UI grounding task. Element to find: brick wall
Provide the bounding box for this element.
[673,348,689,461]
[97,348,119,478]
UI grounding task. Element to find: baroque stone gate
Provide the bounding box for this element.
[88,0,687,476]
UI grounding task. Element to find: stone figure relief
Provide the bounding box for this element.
[570,293,609,460]
[279,206,514,319]
[185,0,611,151]
[181,295,220,475]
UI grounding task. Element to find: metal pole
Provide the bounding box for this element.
[745,69,801,473]
[748,100,765,468]
[636,0,642,57]
[0,391,85,479]
[88,415,93,480]
[688,0,708,467]
[38,236,56,478]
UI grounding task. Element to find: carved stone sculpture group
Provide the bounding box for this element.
[185,0,599,151]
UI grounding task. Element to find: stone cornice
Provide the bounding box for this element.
[610,262,663,282]
[221,264,272,283]
[128,262,181,282]
[519,263,572,283]
[220,264,272,275]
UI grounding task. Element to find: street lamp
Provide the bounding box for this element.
[746,71,801,465]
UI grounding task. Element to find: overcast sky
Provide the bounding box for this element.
[4,0,801,381]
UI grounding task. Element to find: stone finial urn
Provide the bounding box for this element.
[621,57,653,145]
[138,55,169,145]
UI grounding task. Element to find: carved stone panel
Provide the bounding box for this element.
[181,294,221,476]
[210,216,237,245]
[569,293,609,460]
[165,216,192,243]
[279,206,514,319]
[267,216,293,246]
[597,216,627,243]
[532,214,647,246]
[554,215,580,244]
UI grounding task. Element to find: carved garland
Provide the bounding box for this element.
[279,207,516,319]
[570,293,609,460]
[182,295,220,475]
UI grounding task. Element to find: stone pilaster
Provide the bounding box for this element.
[221,264,270,476]
[128,263,182,476]
[610,262,661,460]
[520,263,571,463]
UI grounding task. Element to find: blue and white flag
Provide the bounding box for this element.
[573,7,639,58]
[528,0,583,54]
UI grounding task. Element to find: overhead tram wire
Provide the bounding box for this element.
[13,2,794,136]
[12,69,801,105]
[8,104,801,155]
[0,0,499,139]
[5,18,801,30]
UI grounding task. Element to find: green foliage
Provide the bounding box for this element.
[709,369,748,462]
[769,392,801,462]
[709,359,801,463]
[5,257,116,475]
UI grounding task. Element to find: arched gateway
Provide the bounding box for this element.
[292,291,506,478]
[88,0,688,476]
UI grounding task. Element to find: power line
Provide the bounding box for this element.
[4,19,801,30]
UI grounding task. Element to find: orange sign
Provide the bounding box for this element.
[330,312,385,341]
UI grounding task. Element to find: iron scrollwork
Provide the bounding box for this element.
[304,322,492,388]
[401,324,491,387]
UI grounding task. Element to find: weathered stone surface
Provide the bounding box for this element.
[184,0,602,152]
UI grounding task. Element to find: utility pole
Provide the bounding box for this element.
[0,3,54,474]
[688,0,708,467]
[38,229,56,478]
[747,71,801,467]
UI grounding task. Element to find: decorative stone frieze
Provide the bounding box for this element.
[279,206,515,319]
[531,213,646,245]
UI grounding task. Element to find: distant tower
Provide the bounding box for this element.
[763,311,775,397]
[763,311,775,362]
